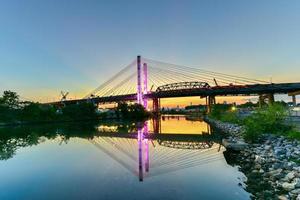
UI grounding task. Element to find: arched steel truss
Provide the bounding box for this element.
[156,81,210,92]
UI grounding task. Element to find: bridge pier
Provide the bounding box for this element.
[258,95,264,108]
[206,96,216,114]
[152,117,161,134]
[288,91,300,106]
[268,93,275,105]
[152,98,160,116]
[258,94,275,107]
[292,95,297,106]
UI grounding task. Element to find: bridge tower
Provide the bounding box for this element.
[137,55,143,105]
[143,63,148,109]
[137,55,149,110]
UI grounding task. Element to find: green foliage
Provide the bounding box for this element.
[243,103,289,142]
[62,102,98,121]
[0,90,100,123]
[220,111,240,124]
[20,103,57,122]
[210,102,294,142]
[237,102,258,108]
[0,105,15,122]
[208,104,241,124]
[209,104,232,119]
[0,91,20,109]
[286,129,300,140]
[116,102,150,119]
[243,115,265,142]
[0,91,21,122]
[289,157,300,164]
[0,90,152,124]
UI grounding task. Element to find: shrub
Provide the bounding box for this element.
[209,104,232,119]
[286,130,300,140]
[220,111,240,124]
[242,103,289,142]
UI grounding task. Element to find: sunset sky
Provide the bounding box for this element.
[0,0,299,106]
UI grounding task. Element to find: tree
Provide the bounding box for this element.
[116,102,150,119]
[20,103,57,122]
[0,91,20,109]
[62,102,98,120]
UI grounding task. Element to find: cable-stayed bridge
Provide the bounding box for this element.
[48,55,300,111]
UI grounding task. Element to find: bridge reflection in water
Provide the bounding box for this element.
[90,117,223,182]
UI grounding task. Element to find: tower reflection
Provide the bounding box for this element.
[90,116,223,182]
[138,121,150,181]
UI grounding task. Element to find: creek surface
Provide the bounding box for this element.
[0,115,250,200]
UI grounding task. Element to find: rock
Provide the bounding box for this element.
[222,139,248,151]
[254,164,261,170]
[278,195,289,200]
[254,155,265,164]
[273,162,283,170]
[268,169,283,177]
[275,148,286,156]
[293,167,300,173]
[282,182,295,191]
[290,188,300,195]
[207,117,300,198]
[283,162,295,170]
[286,172,296,181]
[294,178,300,188]
[264,145,272,151]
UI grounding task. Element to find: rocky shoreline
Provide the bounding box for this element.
[206,117,300,200]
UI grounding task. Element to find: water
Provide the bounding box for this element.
[0,116,250,200]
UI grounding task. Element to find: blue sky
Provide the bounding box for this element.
[0,0,299,102]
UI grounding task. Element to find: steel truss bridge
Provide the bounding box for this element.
[47,55,300,110]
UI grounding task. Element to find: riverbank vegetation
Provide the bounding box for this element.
[0,91,150,125]
[209,103,300,142]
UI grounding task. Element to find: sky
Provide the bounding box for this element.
[0,0,299,105]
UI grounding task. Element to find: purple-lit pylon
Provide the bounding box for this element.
[137,55,143,105]
[143,63,148,110]
[137,55,148,109]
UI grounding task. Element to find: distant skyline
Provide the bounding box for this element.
[0,0,300,105]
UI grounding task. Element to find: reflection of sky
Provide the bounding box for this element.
[0,1,300,104]
[0,137,249,200]
[149,116,210,134]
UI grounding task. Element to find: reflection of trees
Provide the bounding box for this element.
[0,118,219,161]
[0,120,142,160]
[0,133,40,160]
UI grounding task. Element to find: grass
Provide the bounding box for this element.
[286,129,300,140]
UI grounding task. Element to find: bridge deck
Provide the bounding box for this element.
[48,82,300,105]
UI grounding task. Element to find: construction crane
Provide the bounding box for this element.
[60,91,69,102]
[213,78,219,86]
